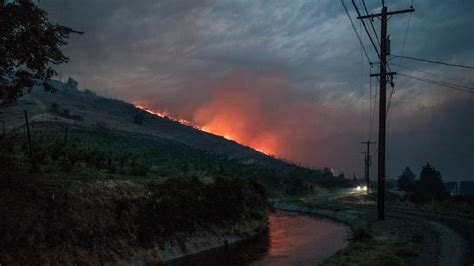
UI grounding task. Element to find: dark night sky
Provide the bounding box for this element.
[39,0,474,181]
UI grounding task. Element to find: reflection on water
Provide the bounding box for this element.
[169,211,350,266]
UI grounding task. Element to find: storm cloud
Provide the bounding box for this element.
[39,0,474,181]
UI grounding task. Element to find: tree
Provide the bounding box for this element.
[338,171,345,179]
[417,163,448,201]
[0,2,82,105]
[398,167,416,192]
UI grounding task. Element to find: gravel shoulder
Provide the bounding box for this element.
[386,207,473,266]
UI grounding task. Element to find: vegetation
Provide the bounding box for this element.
[136,177,268,246]
[350,224,371,241]
[414,196,474,218]
[0,176,268,264]
[398,167,416,192]
[397,163,448,202]
[0,120,349,195]
[48,103,83,121]
[0,2,81,104]
[417,163,448,201]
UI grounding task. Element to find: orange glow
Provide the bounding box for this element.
[199,123,276,155]
[198,123,276,155]
[134,104,166,118]
[134,103,197,127]
[133,103,273,155]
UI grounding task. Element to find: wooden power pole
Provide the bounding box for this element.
[361,140,375,195]
[357,3,414,220]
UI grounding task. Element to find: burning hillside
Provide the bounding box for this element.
[134,103,273,155]
[134,104,197,128]
[134,68,362,171]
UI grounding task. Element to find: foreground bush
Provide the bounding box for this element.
[0,177,269,264]
[136,177,268,245]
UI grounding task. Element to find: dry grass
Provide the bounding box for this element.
[0,175,268,265]
[324,214,425,266]
[337,191,474,218]
[416,197,474,218]
[350,224,371,241]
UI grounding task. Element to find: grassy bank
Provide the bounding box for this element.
[336,191,474,219]
[322,209,424,266]
[0,176,268,264]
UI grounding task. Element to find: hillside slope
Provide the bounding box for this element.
[0,80,350,191]
[2,80,273,162]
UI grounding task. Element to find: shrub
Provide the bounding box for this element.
[130,162,147,176]
[135,177,268,246]
[351,224,371,241]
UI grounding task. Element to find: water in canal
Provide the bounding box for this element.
[170,211,350,265]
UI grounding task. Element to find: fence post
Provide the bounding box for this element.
[24,110,37,172]
[64,125,69,145]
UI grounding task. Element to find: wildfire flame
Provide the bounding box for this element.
[134,104,197,127]
[134,104,166,118]
[134,103,272,155]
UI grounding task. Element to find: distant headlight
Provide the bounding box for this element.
[357,186,361,190]
[363,186,367,190]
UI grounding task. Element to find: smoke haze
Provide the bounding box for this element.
[39,0,474,181]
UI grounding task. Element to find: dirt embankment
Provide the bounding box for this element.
[0,177,269,265]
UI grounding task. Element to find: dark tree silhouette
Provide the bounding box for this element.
[398,167,416,192]
[417,163,448,201]
[0,2,82,105]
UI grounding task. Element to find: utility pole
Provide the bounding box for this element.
[361,140,375,195]
[357,3,414,220]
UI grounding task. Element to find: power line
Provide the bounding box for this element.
[369,67,373,138]
[360,20,366,140]
[386,82,395,117]
[391,55,474,69]
[369,67,377,139]
[395,10,413,72]
[400,72,474,91]
[392,63,474,86]
[361,0,380,47]
[353,0,395,76]
[341,0,372,63]
[360,0,397,93]
[398,73,474,94]
[353,0,395,117]
[351,0,381,58]
[388,6,413,119]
